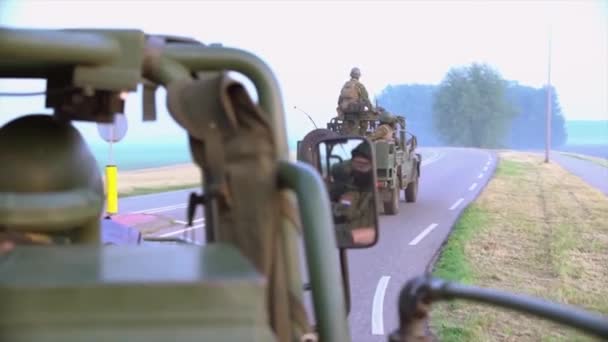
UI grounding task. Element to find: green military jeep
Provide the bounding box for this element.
[374,125,421,215]
[299,110,421,215]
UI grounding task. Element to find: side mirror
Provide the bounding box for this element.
[315,137,379,249]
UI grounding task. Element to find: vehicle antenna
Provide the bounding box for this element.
[294,106,318,129]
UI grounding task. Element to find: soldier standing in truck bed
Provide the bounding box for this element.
[337,67,375,135]
[337,67,374,116]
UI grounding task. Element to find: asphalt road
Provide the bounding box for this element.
[116,147,496,340]
[345,147,496,341]
[556,144,608,159]
[552,153,608,196]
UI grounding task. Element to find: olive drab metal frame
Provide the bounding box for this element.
[3,27,608,342]
[0,27,350,342]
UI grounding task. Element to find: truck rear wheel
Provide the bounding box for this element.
[383,186,399,215]
[405,178,419,203]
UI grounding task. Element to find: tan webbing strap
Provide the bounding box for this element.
[168,73,314,341]
[280,190,303,235]
[279,190,316,340]
[166,76,232,207]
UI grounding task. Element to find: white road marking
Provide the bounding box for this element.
[469,183,478,191]
[483,166,489,172]
[132,203,187,214]
[131,149,447,215]
[146,205,188,214]
[409,223,439,246]
[159,223,205,237]
[182,237,203,245]
[174,218,205,225]
[449,198,465,210]
[478,173,484,179]
[372,276,391,335]
[421,153,442,167]
[486,161,491,166]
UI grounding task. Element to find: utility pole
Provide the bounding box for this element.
[545,26,553,163]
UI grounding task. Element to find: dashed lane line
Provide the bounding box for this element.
[158,223,206,237]
[132,203,187,214]
[449,198,465,211]
[409,223,439,246]
[174,218,205,225]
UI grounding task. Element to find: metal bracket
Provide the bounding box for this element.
[186,192,205,227]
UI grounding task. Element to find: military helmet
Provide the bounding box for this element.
[350,67,361,79]
[351,141,372,160]
[379,111,395,124]
[0,114,104,233]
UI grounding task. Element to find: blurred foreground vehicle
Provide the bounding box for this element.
[0,27,606,341]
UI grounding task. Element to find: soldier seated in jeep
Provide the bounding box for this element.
[369,109,399,146]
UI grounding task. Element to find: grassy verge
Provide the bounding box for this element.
[118,183,199,198]
[558,152,608,168]
[430,152,608,341]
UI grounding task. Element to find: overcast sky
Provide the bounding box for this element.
[0,0,606,145]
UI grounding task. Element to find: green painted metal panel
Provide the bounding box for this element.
[0,28,120,65]
[375,142,391,169]
[69,30,145,91]
[0,244,275,341]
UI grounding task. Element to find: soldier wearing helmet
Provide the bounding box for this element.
[369,107,397,142]
[0,114,105,247]
[337,67,374,117]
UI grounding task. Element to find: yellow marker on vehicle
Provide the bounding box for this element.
[97,112,128,216]
[105,165,118,215]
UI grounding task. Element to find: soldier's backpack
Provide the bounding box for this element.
[339,80,362,112]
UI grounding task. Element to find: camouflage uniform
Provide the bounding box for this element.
[337,67,374,136]
[369,110,396,142]
[329,143,375,245]
[369,124,394,142]
[334,191,375,230]
[337,80,372,114]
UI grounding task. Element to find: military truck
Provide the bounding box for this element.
[299,109,421,215]
[0,27,606,342]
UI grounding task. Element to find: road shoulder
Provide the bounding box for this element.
[552,153,608,196]
[429,151,608,341]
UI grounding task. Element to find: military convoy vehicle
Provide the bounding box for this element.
[0,27,606,342]
[299,109,421,215]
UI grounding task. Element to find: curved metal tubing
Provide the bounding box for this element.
[279,160,351,342]
[163,44,288,159]
[0,28,120,65]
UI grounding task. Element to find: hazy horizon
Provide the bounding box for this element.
[0,1,606,150]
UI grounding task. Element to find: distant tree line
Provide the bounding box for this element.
[376,63,567,148]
